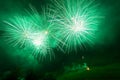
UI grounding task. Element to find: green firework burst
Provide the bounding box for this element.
[3,7,56,60]
[49,0,103,52]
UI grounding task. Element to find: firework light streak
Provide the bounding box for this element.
[49,0,103,52]
[29,31,54,60]
[3,0,103,61]
[4,7,55,60]
[4,16,34,47]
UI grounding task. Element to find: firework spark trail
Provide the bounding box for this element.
[3,6,56,61]
[3,16,34,48]
[3,0,104,61]
[49,0,103,53]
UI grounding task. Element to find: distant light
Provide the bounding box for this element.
[82,56,85,59]
[45,30,48,34]
[86,67,90,71]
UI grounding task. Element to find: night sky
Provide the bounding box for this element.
[0,0,120,80]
